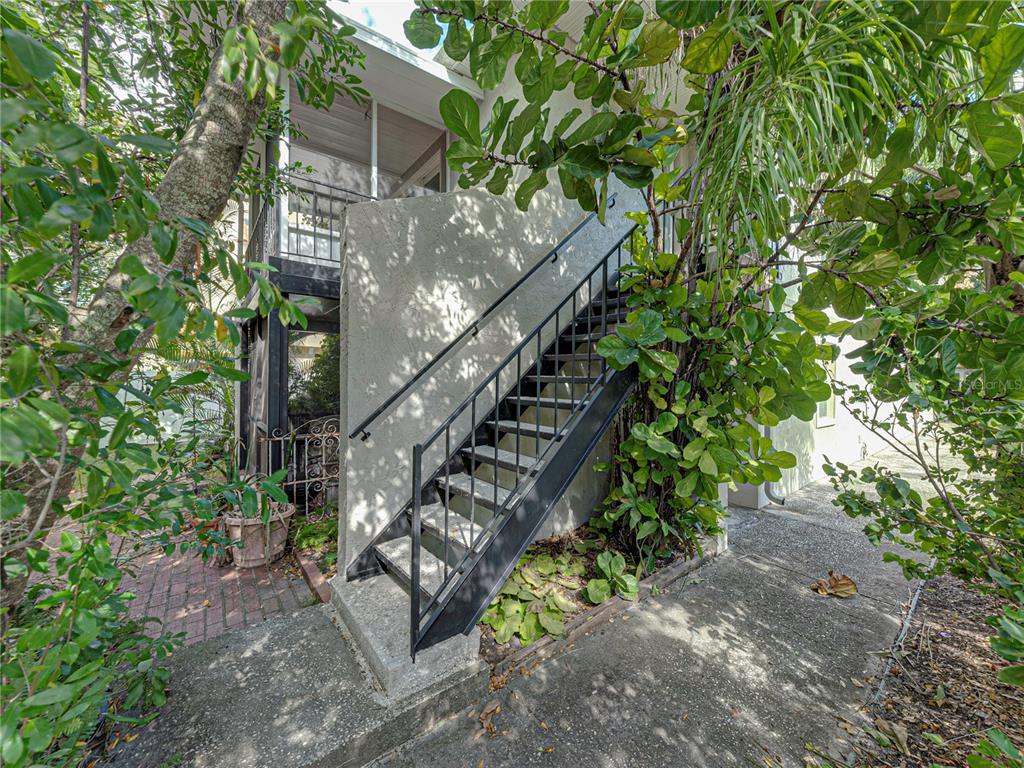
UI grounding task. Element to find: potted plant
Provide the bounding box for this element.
[220,462,296,568]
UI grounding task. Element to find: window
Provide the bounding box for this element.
[816,360,836,428]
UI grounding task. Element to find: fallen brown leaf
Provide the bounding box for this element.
[810,571,858,598]
[479,699,501,736]
[874,718,910,756]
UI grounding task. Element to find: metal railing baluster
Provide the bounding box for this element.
[470,398,476,550]
[571,292,577,414]
[553,308,559,430]
[312,188,319,262]
[443,426,450,580]
[411,444,422,657]
[515,352,521,476]
[535,333,541,455]
[589,274,598,387]
[601,259,608,376]
[493,373,499,515]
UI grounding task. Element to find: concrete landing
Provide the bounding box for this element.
[330,572,482,699]
[104,604,488,768]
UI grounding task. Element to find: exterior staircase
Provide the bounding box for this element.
[345,225,639,659]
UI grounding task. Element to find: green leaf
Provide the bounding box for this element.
[514,170,548,212]
[438,89,481,147]
[403,11,442,49]
[564,112,618,146]
[698,451,718,476]
[656,0,719,29]
[680,13,736,74]
[980,23,1024,97]
[471,32,518,90]
[0,286,27,334]
[627,19,679,68]
[443,19,471,61]
[526,0,570,31]
[2,28,56,81]
[833,281,867,319]
[537,609,566,638]
[964,102,1022,169]
[793,305,829,333]
[617,309,666,346]
[107,411,133,449]
[23,684,76,707]
[584,578,612,604]
[764,450,797,469]
[486,165,513,195]
[997,664,1024,686]
[562,145,608,178]
[445,139,483,169]
[848,316,882,341]
[848,250,899,286]
[120,134,175,155]
[6,345,38,394]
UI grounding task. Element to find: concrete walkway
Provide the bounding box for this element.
[373,459,923,767]
[109,452,922,768]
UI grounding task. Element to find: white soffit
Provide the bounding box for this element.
[327,2,483,126]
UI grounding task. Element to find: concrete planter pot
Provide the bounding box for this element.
[224,503,296,568]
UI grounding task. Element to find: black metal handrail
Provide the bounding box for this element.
[348,194,620,441]
[286,172,377,203]
[408,222,641,657]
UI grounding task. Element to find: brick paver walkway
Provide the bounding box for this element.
[119,541,315,645]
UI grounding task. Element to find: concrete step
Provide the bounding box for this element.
[489,419,560,440]
[461,445,540,475]
[505,395,590,411]
[435,473,512,511]
[528,373,601,384]
[374,536,448,599]
[417,502,483,551]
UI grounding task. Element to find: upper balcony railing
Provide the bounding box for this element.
[283,174,375,267]
[244,173,376,273]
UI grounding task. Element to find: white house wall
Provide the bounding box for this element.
[338,181,644,569]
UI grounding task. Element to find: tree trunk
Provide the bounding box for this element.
[0,0,287,617]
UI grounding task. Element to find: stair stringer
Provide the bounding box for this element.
[414,366,637,654]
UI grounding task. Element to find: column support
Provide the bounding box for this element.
[370,99,379,199]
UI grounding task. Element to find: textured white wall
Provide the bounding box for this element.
[338,182,644,568]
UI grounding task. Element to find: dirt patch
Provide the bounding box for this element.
[858,576,1023,766]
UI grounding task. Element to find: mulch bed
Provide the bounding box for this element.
[856,576,1023,767]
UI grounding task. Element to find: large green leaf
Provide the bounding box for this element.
[964,102,1023,169]
[439,89,481,147]
[443,19,471,61]
[655,0,719,29]
[514,170,548,211]
[561,145,608,178]
[980,23,1024,97]
[617,309,666,346]
[833,281,867,319]
[848,250,900,286]
[680,13,736,74]
[2,28,56,81]
[471,32,518,90]
[403,11,442,49]
[525,0,569,31]
[564,111,618,146]
[626,19,679,68]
